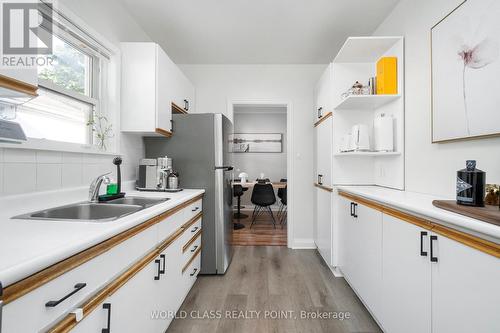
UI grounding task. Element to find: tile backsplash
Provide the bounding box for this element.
[0,148,139,196]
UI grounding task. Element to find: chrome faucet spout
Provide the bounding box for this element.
[89,173,111,203]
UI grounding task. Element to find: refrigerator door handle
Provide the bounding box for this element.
[215,166,234,171]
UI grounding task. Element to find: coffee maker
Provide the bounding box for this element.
[137,159,158,190]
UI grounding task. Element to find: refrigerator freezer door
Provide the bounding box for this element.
[214,114,234,274]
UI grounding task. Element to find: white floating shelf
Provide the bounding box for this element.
[333,36,403,63]
[334,94,401,110]
[334,151,401,157]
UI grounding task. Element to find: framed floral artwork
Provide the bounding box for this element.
[431,0,500,142]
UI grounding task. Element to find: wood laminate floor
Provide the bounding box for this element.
[232,210,287,246]
[167,246,381,333]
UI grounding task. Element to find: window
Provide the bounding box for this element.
[5,4,113,148]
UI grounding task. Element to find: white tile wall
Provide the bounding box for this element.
[0,135,144,196]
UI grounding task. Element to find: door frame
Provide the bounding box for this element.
[227,98,293,248]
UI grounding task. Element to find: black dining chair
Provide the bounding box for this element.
[280,186,287,228]
[233,184,248,219]
[250,183,277,228]
[277,178,287,218]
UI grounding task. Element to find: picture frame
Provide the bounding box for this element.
[229,133,283,153]
[431,0,500,143]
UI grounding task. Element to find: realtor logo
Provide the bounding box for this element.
[2,1,52,55]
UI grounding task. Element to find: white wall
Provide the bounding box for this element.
[233,110,287,207]
[0,0,150,196]
[233,111,287,181]
[374,0,500,198]
[180,64,326,248]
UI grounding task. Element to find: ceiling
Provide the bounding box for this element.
[119,0,400,64]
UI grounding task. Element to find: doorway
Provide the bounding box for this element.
[229,102,290,246]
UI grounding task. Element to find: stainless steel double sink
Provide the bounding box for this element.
[12,197,169,223]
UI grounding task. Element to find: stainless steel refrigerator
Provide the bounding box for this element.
[144,113,234,274]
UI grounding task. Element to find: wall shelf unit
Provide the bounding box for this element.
[334,94,400,110]
[331,36,405,190]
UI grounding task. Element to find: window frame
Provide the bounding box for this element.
[0,1,119,155]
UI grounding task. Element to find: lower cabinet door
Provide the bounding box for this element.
[107,258,163,333]
[316,188,332,266]
[157,239,184,332]
[338,196,356,280]
[382,215,431,333]
[431,234,500,333]
[354,203,383,319]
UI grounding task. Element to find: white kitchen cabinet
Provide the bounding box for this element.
[121,42,195,136]
[315,187,332,266]
[431,234,500,333]
[313,63,333,120]
[0,68,38,88]
[107,255,164,333]
[337,196,383,320]
[0,69,38,104]
[382,214,431,333]
[156,238,184,331]
[316,116,332,187]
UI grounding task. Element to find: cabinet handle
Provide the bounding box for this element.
[190,268,198,277]
[192,207,199,212]
[102,303,111,333]
[159,254,166,275]
[350,202,354,217]
[420,231,428,256]
[353,203,358,218]
[191,226,199,233]
[154,259,161,280]
[45,283,87,307]
[317,107,323,119]
[184,99,189,111]
[191,245,199,253]
[430,235,438,262]
[318,174,323,185]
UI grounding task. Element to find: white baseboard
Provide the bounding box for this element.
[290,238,316,249]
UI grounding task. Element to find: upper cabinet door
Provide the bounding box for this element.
[431,234,500,333]
[156,44,176,132]
[316,117,332,187]
[314,63,333,120]
[121,42,195,136]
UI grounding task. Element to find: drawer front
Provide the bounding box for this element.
[182,251,201,297]
[182,232,202,266]
[180,215,202,246]
[157,208,185,244]
[1,225,157,333]
[186,199,202,220]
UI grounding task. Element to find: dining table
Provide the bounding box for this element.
[232,181,287,189]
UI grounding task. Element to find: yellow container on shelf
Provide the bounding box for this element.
[376,57,397,95]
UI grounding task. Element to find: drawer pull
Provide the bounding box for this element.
[190,268,198,277]
[191,226,199,233]
[420,231,428,256]
[45,283,87,307]
[430,235,438,263]
[154,259,161,280]
[102,303,111,333]
[160,254,166,275]
[191,245,199,253]
[192,207,199,212]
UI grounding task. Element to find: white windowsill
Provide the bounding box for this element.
[0,138,119,155]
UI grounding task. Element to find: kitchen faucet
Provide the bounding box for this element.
[89,173,111,203]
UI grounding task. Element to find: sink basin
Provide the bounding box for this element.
[106,197,169,207]
[13,203,143,222]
